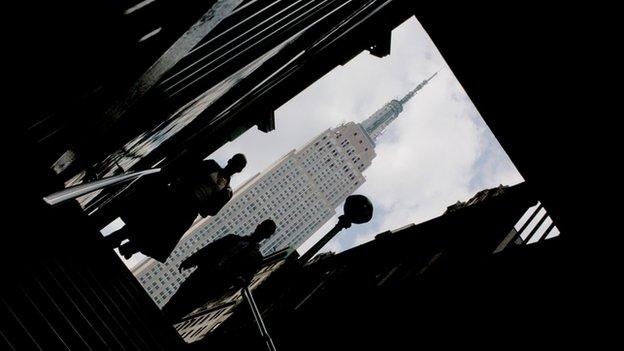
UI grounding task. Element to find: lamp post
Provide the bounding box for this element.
[242,195,372,351]
[299,195,373,263]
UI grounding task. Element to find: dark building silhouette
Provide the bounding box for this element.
[2,162,185,350]
[5,1,605,350]
[18,0,419,209]
[191,183,574,349]
[5,1,424,350]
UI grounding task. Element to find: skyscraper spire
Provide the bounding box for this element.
[399,70,438,104]
[360,70,439,143]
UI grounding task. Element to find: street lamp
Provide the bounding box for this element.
[242,195,372,351]
[299,195,373,263]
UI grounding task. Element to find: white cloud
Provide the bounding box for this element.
[292,18,522,252]
[119,16,523,269]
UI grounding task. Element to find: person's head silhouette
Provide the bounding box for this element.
[251,219,277,242]
[224,153,247,175]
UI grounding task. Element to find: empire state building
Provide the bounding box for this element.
[132,72,438,307]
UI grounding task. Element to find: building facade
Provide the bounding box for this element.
[133,74,436,307]
[133,122,375,306]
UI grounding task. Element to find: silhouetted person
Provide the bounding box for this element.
[105,154,247,262]
[162,219,277,322]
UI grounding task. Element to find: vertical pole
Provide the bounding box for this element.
[299,219,346,263]
[241,286,277,351]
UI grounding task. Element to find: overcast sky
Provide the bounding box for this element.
[111,16,523,268]
[204,17,524,256]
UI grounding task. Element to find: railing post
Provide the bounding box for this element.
[241,286,277,351]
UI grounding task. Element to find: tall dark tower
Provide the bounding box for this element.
[360,71,439,142]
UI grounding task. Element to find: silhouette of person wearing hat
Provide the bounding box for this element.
[105,154,247,262]
[162,219,277,322]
